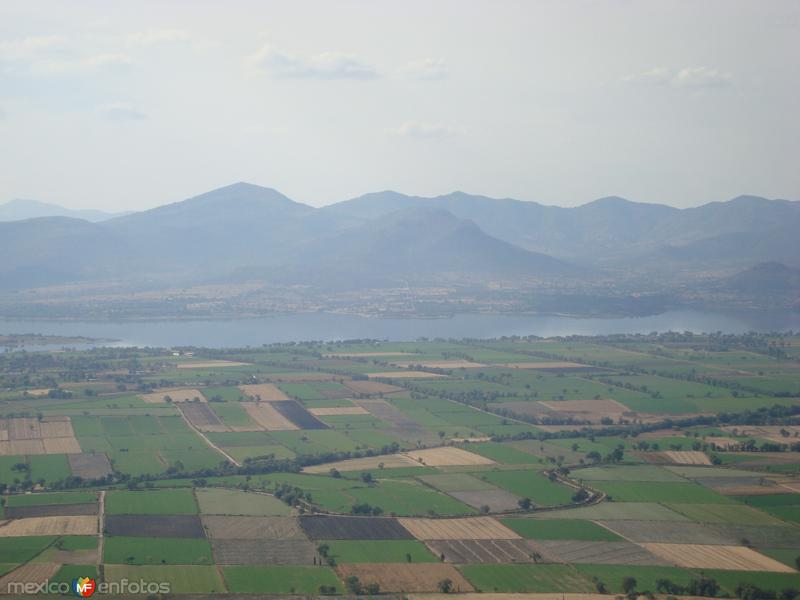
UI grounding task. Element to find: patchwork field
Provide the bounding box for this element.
[3,334,800,596]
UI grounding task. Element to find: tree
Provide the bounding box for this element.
[329,468,341,478]
[361,472,373,484]
[518,497,532,510]
[438,579,454,593]
[622,576,637,595]
[316,543,330,558]
[345,576,362,595]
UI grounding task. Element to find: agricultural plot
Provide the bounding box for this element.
[140,388,205,403]
[271,400,328,429]
[449,490,522,512]
[212,539,318,565]
[459,563,595,593]
[178,402,227,432]
[592,481,734,503]
[104,564,226,593]
[390,360,485,369]
[479,470,575,507]
[300,515,414,540]
[307,406,369,416]
[404,446,495,467]
[665,503,783,524]
[304,453,418,473]
[103,536,213,565]
[426,538,538,564]
[661,450,712,465]
[539,399,631,423]
[0,516,97,537]
[597,520,741,545]
[573,465,686,482]
[105,515,206,538]
[336,563,474,593]
[177,360,250,368]
[105,489,198,515]
[195,488,291,516]
[640,543,795,572]
[344,380,404,395]
[353,399,438,444]
[501,519,621,541]
[223,565,342,594]
[240,402,298,431]
[0,416,80,456]
[367,371,447,379]
[534,540,669,565]
[67,452,112,479]
[239,383,290,401]
[322,539,436,563]
[0,562,61,594]
[4,502,97,518]
[398,517,520,540]
[203,516,306,540]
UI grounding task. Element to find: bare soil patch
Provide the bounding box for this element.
[403,447,495,467]
[426,539,538,564]
[399,517,520,540]
[536,540,669,565]
[272,400,328,429]
[336,563,474,593]
[354,399,438,444]
[0,563,61,594]
[303,454,418,474]
[212,539,317,564]
[367,371,447,379]
[0,515,97,536]
[241,402,298,430]
[239,383,290,401]
[300,515,413,540]
[539,399,631,423]
[140,388,205,403]
[663,451,712,465]
[203,516,305,540]
[641,543,795,572]
[68,452,113,479]
[178,402,226,431]
[105,515,205,538]
[307,406,370,416]
[0,416,80,455]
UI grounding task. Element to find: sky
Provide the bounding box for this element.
[1,1,798,211]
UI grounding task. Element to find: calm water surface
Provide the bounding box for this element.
[2,309,799,350]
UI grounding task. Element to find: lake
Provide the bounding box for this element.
[2,309,799,350]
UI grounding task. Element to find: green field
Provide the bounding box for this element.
[460,564,596,593]
[223,566,343,594]
[104,564,226,593]
[500,518,621,541]
[479,470,575,506]
[575,564,698,594]
[196,487,292,515]
[592,481,735,504]
[105,489,198,515]
[6,491,96,507]
[103,536,213,565]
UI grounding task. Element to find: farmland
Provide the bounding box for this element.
[0,333,799,596]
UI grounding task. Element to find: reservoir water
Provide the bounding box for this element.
[2,309,799,349]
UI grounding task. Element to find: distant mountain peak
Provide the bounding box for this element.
[0,198,129,223]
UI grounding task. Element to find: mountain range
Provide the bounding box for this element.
[1,183,798,302]
[0,199,128,223]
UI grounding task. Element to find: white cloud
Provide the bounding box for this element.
[401,58,448,80]
[0,34,132,75]
[389,121,461,139]
[623,66,733,89]
[671,66,732,88]
[246,45,378,80]
[622,66,671,85]
[125,28,191,47]
[98,102,146,121]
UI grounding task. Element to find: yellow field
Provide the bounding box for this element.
[238,383,290,401]
[641,543,794,572]
[0,562,61,593]
[399,517,520,540]
[403,447,495,467]
[240,402,297,430]
[0,416,80,455]
[663,451,712,465]
[0,515,98,537]
[303,454,419,474]
[140,388,206,403]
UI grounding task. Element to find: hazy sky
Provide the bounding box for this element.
[1,1,798,211]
